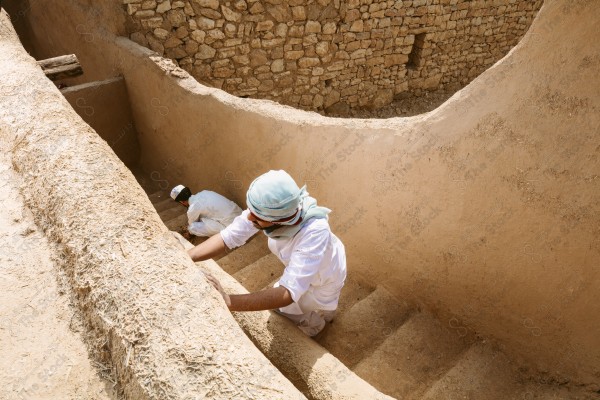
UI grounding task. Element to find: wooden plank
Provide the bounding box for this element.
[36,54,82,80]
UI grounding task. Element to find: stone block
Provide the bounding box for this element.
[289,25,305,37]
[298,57,320,68]
[384,53,408,66]
[234,0,248,11]
[164,36,183,48]
[154,27,170,40]
[136,9,155,18]
[351,48,366,59]
[224,38,243,47]
[191,29,206,42]
[270,59,285,72]
[249,49,268,66]
[350,19,364,32]
[142,17,164,28]
[175,26,189,38]
[196,16,215,29]
[258,80,275,91]
[305,21,322,33]
[267,5,290,22]
[185,40,199,54]
[323,22,337,35]
[316,41,329,56]
[256,20,275,31]
[323,89,341,108]
[262,38,285,48]
[213,67,235,78]
[193,0,219,10]
[142,0,157,10]
[344,9,360,23]
[157,0,172,13]
[292,6,306,20]
[284,50,305,60]
[274,23,288,37]
[196,44,217,59]
[249,2,265,14]
[221,5,242,22]
[127,3,141,15]
[200,8,221,19]
[167,9,187,26]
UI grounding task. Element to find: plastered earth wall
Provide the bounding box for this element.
[3,0,600,392]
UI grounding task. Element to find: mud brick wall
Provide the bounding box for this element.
[125,0,542,111]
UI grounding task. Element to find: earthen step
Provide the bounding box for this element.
[420,342,523,400]
[147,190,170,204]
[164,213,188,232]
[316,285,412,368]
[335,278,374,317]
[158,203,186,222]
[216,234,270,275]
[353,311,471,400]
[233,253,284,292]
[154,196,178,213]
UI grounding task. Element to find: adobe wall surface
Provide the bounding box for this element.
[6,0,599,391]
[0,10,304,400]
[124,0,542,111]
[61,77,141,168]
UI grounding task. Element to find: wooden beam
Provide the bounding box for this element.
[36,54,83,81]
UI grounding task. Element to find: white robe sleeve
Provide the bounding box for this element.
[219,209,259,249]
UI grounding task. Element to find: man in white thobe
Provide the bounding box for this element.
[187,170,347,336]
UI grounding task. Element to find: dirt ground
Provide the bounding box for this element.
[323,89,455,118]
[0,150,115,400]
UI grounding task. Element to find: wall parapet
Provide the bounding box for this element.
[125,0,542,111]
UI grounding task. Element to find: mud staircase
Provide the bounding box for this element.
[143,187,596,400]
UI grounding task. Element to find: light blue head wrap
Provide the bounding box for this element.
[246,170,330,239]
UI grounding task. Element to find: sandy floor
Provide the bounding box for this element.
[0,153,115,400]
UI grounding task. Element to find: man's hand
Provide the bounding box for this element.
[204,273,231,308]
[202,272,293,312]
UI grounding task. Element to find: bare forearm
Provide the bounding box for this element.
[187,233,227,261]
[229,286,293,312]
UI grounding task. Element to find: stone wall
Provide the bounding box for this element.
[125,0,542,111]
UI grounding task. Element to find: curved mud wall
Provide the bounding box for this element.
[0,12,304,400]
[6,0,599,389]
[124,0,542,111]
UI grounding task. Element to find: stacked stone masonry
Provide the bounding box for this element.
[125,0,542,111]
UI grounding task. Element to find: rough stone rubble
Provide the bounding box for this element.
[125,0,542,112]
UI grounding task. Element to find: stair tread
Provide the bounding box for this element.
[233,253,284,292]
[154,197,178,212]
[316,285,412,368]
[335,278,374,317]
[147,190,170,204]
[353,311,471,400]
[158,204,186,222]
[420,342,523,400]
[164,213,188,232]
[217,234,270,274]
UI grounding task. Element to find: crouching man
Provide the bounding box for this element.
[171,185,242,237]
[187,170,347,336]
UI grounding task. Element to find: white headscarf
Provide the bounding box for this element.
[246,170,330,239]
